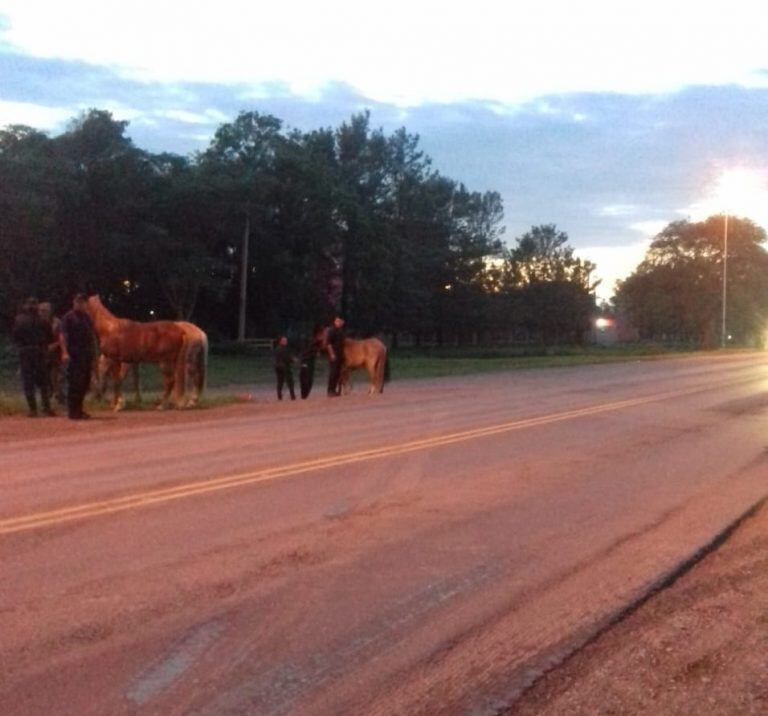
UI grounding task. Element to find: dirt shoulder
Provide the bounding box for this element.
[507,501,768,715]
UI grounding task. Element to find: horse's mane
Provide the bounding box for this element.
[88,294,115,319]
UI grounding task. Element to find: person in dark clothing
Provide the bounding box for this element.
[326,316,345,397]
[299,335,318,399]
[11,297,55,417]
[273,335,296,401]
[60,293,96,420]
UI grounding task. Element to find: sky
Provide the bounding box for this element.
[2,0,768,299]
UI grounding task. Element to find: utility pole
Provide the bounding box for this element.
[237,211,250,342]
[721,213,728,348]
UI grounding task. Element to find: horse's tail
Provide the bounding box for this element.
[197,330,209,397]
[173,332,190,406]
[378,344,389,394]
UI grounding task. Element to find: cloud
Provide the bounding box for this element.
[155,109,228,125]
[2,1,768,105]
[0,98,71,127]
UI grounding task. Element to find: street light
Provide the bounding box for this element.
[721,213,728,348]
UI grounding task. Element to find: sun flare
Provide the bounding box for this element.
[691,168,768,228]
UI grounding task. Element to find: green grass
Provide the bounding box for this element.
[0,342,748,417]
[201,343,698,387]
[386,343,704,379]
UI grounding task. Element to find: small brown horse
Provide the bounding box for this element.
[316,327,388,395]
[86,295,190,409]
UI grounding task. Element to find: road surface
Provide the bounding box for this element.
[1,353,767,714]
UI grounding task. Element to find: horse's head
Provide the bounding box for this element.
[84,294,119,331]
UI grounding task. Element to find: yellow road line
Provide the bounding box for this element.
[0,380,750,536]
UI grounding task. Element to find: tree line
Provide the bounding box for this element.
[0,108,599,345]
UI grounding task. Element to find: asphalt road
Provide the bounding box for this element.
[1,353,767,715]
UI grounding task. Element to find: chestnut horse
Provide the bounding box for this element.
[315,327,388,395]
[94,320,208,409]
[86,296,191,409]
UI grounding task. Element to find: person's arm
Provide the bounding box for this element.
[48,319,61,352]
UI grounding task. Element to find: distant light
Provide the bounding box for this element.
[595,317,612,329]
[149,310,155,316]
[444,283,453,291]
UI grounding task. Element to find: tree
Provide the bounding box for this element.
[200,111,285,338]
[615,216,768,346]
[502,225,597,343]
[0,125,62,321]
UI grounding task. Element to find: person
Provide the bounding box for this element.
[38,301,65,406]
[273,335,296,401]
[60,293,96,420]
[11,297,55,417]
[299,331,318,399]
[326,315,345,397]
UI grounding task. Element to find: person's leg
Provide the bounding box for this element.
[34,354,53,414]
[276,367,285,400]
[286,368,296,400]
[66,360,79,418]
[327,358,340,396]
[19,352,37,415]
[68,359,90,418]
[76,360,92,416]
[50,359,64,404]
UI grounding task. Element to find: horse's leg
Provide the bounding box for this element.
[157,362,174,410]
[131,363,142,405]
[112,361,126,412]
[340,366,352,395]
[378,353,387,394]
[92,355,107,402]
[92,357,103,402]
[374,352,386,394]
[362,358,375,395]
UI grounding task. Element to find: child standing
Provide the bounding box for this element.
[273,335,296,401]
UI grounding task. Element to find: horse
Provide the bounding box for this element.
[314,326,388,395]
[91,314,208,410]
[86,295,190,410]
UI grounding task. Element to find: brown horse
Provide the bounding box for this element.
[86,296,190,409]
[94,321,208,409]
[316,327,388,395]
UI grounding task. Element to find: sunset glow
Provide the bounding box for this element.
[691,168,768,227]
